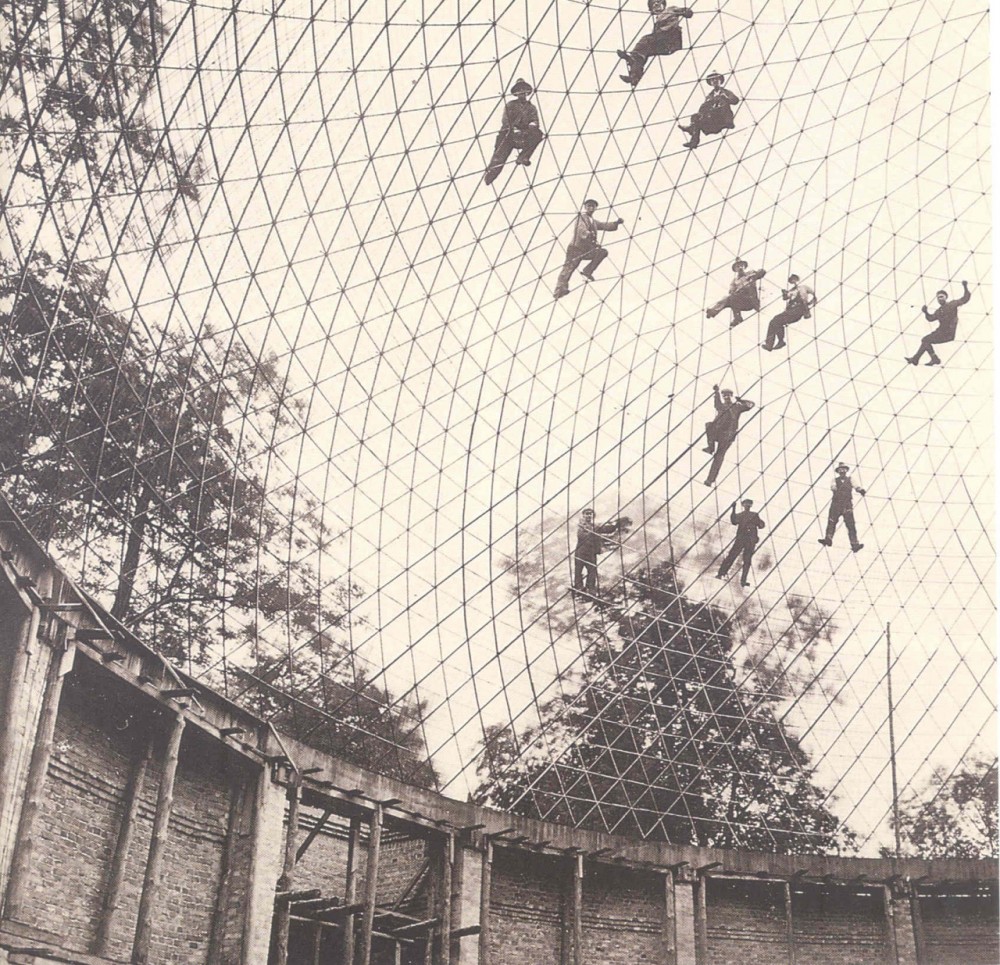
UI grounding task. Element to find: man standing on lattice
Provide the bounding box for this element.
[616,2,693,88]
[573,508,632,596]
[717,499,765,587]
[906,280,971,366]
[703,384,754,486]
[761,273,816,351]
[483,79,546,186]
[818,463,865,553]
[706,258,766,328]
[554,199,625,299]
[679,72,739,148]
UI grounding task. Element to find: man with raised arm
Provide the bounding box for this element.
[906,280,972,366]
[706,258,767,328]
[484,78,546,186]
[761,273,816,351]
[703,385,754,486]
[818,463,866,553]
[717,499,765,587]
[617,1,693,88]
[554,199,625,299]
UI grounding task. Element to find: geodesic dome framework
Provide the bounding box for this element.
[0,0,993,855]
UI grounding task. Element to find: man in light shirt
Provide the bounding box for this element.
[553,199,625,299]
[762,274,816,351]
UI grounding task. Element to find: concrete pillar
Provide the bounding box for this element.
[673,867,698,965]
[242,767,287,965]
[452,844,482,965]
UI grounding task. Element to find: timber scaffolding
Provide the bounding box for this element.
[0,496,995,965]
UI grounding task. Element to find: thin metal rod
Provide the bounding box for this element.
[886,622,902,860]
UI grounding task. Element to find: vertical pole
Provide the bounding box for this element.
[784,880,796,965]
[887,623,902,861]
[910,884,926,964]
[477,841,492,965]
[273,778,302,965]
[882,884,899,965]
[310,922,323,965]
[662,872,676,965]
[132,712,186,964]
[206,773,248,965]
[360,804,383,965]
[571,853,583,965]
[94,736,153,956]
[438,833,454,965]
[342,815,362,965]
[694,874,708,965]
[448,838,465,965]
[3,640,73,921]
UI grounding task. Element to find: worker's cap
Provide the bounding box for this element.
[705,72,726,84]
[583,198,599,206]
[647,0,666,9]
[581,507,595,515]
[732,258,748,270]
[836,463,850,471]
[741,498,753,506]
[935,289,948,297]
[510,78,534,95]
[788,273,800,283]
[720,387,734,395]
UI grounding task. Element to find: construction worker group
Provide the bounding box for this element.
[477,2,973,594]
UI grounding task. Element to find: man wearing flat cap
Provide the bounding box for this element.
[818,463,865,552]
[762,274,816,351]
[616,1,693,87]
[554,199,625,298]
[680,72,739,148]
[718,499,765,587]
[484,78,545,186]
[906,280,971,366]
[703,384,754,486]
[706,258,767,327]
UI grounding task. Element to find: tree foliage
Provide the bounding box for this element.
[886,758,998,860]
[476,559,855,853]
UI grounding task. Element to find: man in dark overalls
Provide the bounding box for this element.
[483,79,545,186]
[718,499,765,587]
[818,463,866,552]
[703,385,754,486]
[680,72,739,148]
[906,281,971,366]
[573,509,631,595]
[616,2,693,88]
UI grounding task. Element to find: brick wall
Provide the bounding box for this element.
[918,886,1000,965]
[489,847,565,965]
[705,877,788,965]
[791,883,888,965]
[581,865,662,965]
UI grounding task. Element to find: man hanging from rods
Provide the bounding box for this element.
[702,384,754,486]
[573,508,632,597]
[679,72,739,148]
[616,1,693,88]
[761,273,816,351]
[483,78,545,186]
[554,199,625,299]
[906,280,971,367]
[818,463,865,553]
[706,258,766,328]
[717,499,765,588]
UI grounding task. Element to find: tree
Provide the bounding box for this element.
[886,758,998,860]
[0,0,439,785]
[475,560,855,853]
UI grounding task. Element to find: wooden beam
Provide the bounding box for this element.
[296,809,334,863]
[784,880,796,965]
[206,774,250,965]
[94,736,153,956]
[310,921,323,965]
[273,780,303,965]
[132,712,186,964]
[694,874,709,965]
[360,804,383,965]
[478,841,493,965]
[3,641,74,921]
[341,814,363,965]
[392,856,431,912]
[882,884,899,965]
